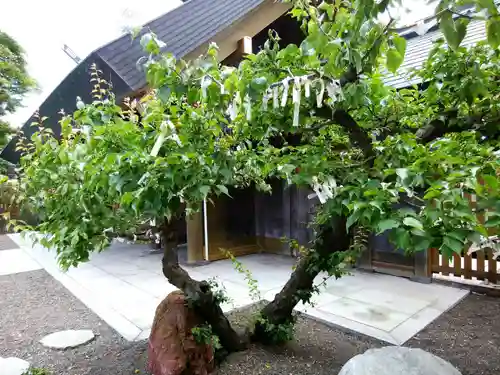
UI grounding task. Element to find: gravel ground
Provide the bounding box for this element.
[407,292,500,375]
[219,304,384,375]
[1,269,499,375]
[0,270,147,375]
[218,294,500,375]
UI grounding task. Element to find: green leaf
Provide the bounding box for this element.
[423,189,441,200]
[393,36,407,58]
[443,235,464,254]
[158,86,171,102]
[250,77,268,90]
[200,185,210,197]
[403,217,424,231]
[487,19,500,49]
[300,39,316,56]
[386,48,404,73]
[377,219,399,234]
[485,216,500,228]
[482,174,498,189]
[393,228,411,249]
[478,0,499,15]
[455,18,468,48]
[217,185,230,196]
[346,211,361,230]
[414,237,432,252]
[440,12,457,50]
[475,224,489,237]
[439,12,468,51]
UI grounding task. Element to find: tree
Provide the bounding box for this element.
[0,30,35,119]
[14,0,500,353]
[0,30,36,174]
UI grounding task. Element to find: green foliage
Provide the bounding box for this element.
[0,30,36,119]
[222,249,261,302]
[255,314,296,345]
[14,0,500,273]
[191,324,222,351]
[207,277,232,305]
[22,368,50,375]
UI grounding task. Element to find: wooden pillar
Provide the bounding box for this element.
[186,210,204,263]
[238,36,252,55]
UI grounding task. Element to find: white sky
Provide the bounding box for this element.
[1,0,433,128]
[1,0,183,127]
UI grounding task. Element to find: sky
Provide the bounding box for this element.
[1,0,183,127]
[1,0,434,128]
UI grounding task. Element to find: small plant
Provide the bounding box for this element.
[256,314,296,345]
[191,324,222,351]
[22,368,50,375]
[207,277,232,305]
[221,248,261,302]
[281,236,310,259]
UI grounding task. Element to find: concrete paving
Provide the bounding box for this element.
[7,233,469,344]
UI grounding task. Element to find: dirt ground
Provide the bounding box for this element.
[0,270,147,375]
[218,293,500,375]
[1,269,499,375]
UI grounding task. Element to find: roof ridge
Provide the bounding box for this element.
[94,0,190,60]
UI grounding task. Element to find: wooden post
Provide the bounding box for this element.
[238,36,253,55]
[412,248,432,283]
[186,210,204,263]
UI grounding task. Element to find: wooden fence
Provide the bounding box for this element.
[428,247,500,283]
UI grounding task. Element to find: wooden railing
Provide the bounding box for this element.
[429,247,500,284]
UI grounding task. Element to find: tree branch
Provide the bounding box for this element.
[315,107,374,163]
[159,218,246,352]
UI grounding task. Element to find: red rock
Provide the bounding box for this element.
[147,290,214,375]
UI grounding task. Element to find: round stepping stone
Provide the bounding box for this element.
[40,329,95,350]
[339,346,461,375]
[0,357,30,375]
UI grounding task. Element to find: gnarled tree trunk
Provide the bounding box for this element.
[159,218,246,353]
[254,216,350,342]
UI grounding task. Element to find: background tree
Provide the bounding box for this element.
[0,31,35,118]
[14,0,500,353]
[0,30,36,174]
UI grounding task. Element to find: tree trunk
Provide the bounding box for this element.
[159,219,246,353]
[254,215,350,342]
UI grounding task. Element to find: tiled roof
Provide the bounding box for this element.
[385,19,487,88]
[95,0,266,92]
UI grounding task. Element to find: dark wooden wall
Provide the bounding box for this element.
[254,181,314,255]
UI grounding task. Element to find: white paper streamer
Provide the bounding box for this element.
[150,132,166,157]
[280,79,290,107]
[169,133,182,146]
[201,76,211,100]
[316,79,325,108]
[292,77,301,103]
[244,94,252,121]
[326,82,338,104]
[292,77,301,127]
[304,78,311,98]
[226,104,237,121]
[227,92,241,121]
[150,120,183,156]
[273,86,279,109]
[311,176,337,204]
[262,90,269,111]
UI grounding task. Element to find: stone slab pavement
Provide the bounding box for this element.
[6,233,469,345]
